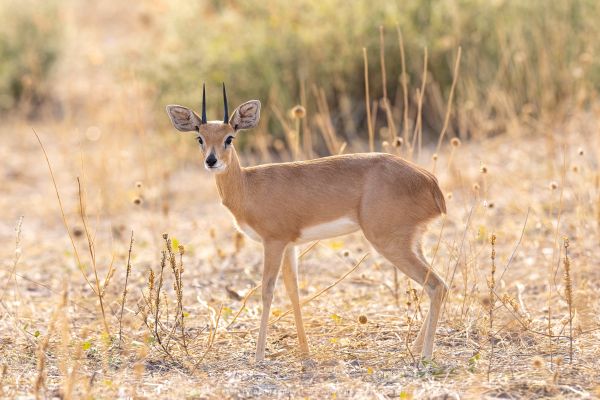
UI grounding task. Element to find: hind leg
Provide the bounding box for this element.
[365,229,448,360]
[411,241,438,353]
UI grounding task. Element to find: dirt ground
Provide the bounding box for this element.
[1,114,599,399]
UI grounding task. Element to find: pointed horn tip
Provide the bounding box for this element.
[201,82,207,124]
[222,82,229,123]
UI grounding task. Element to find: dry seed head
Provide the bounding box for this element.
[358,315,368,324]
[162,232,168,240]
[489,233,497,280]
[572,165,579,173]
[501,294,519,312]
[381,140,389,150]
[72,226,84,238]
[343,250,350,257]
[393,137,403,148]
[532,356,544,369]
[480,165,488,174]
[290,105,306,119]
[178,244,185,255]
[480,296,491,307]
[85,126,101,141]
[148,269,155,293]
[135,181,143,188]
[473,183,480,191]
[549,181,558,190]
[446,192,453,200]
[578,147,584,156]
[133,197,143,206]
[555,356,563,366]
[450,137,461,147]
[432,153,438,161]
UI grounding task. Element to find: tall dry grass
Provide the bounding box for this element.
[0,0,599,398]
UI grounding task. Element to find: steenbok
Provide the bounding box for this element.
[166,84,448,362]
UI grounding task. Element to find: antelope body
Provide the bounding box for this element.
[166,84,448,362]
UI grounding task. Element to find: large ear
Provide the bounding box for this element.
[166,105,201,132]
[229,100,261,131]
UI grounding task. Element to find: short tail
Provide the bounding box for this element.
[431,182,447,215]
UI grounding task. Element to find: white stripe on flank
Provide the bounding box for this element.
[297,217,359,243]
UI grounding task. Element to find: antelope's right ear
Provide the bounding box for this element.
[166,105,201,132]
[229,100,261,131]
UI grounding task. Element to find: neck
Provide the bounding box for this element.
[215,148,245,213]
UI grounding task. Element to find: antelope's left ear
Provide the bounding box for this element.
[229,100,261,131]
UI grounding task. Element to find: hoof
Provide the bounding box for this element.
[299,346,310,357]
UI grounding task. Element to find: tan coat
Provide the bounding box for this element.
[167,97,448,363]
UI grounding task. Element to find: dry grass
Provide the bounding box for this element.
[1,1,600,399]
[2,118,599,398]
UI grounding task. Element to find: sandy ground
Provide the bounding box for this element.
[1,118,599,398]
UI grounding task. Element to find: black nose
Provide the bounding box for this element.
[206,154,217,167]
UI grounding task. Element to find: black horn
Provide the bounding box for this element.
[201,82,207,124]
[222,82,229,123]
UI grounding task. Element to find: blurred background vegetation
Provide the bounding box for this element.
[0,0,61,114]
[1,0,599,151]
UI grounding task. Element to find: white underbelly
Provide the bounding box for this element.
[296,217,360,243]
[234,217,360,244]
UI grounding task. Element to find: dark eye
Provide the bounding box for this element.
[224,136,234,146]
[196,136,203,145]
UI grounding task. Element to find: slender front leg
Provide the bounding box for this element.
[281,246,309,355]
[255,240,287,362]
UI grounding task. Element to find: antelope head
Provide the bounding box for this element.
[166,83,261,172]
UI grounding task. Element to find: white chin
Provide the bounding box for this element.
[205,164,226,173]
